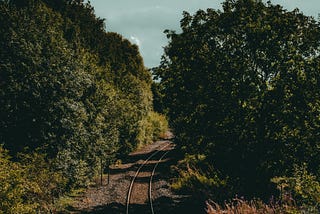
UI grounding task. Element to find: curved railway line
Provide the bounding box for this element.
[126,142,173,214]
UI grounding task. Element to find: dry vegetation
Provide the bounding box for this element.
[206,198,283,214]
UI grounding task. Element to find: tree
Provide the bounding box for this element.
[156,0,320,199]
[0,0,167,192]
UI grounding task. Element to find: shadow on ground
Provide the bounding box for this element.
[62,139,204,214]
[72,196,206,214]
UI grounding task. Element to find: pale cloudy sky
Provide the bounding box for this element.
[90,0,320,68]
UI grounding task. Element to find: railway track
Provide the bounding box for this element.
[126,141,172,214]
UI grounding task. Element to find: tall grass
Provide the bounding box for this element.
[206,198,283,214]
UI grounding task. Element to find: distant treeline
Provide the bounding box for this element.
[0,0,167,212]
[155,0,320,211]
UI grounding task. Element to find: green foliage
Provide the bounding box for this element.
[172,154,228,201]
[0,1,93,153]
[151,80,166,114]
[271,164,320,212]
[156,0,320,201]
[0,146,37,213]
[137,112,169,147]
[19,152,68,213]
[0,146,67,213]
[0,0,162,211]
[148,112,169,140]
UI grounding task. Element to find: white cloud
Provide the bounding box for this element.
[130,36,141,47]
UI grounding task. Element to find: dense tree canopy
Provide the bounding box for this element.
[0,0,168,211]
[4,0,320,211]
[156,0,320,202]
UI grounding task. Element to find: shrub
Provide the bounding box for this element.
[136,112,169,147]
[0,146,68,213]
[19,152,68,213]
[148,112,169,140]
[171,154,228,201]
[0,146,37,213]
[271,164,320,213]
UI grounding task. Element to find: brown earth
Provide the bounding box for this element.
[63,135,206,214]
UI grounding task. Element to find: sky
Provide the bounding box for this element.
[90,0,320,68]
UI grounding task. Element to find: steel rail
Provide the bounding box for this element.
[126,142,171,214]
[149,150,170,214]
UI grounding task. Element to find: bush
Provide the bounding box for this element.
[171,154,228,201]
[0,146,37,213]
[149,112,169,140]
[0,146,68,213]
[20,152,68,212]
[136,112,169,147]
[271,164,320,212]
